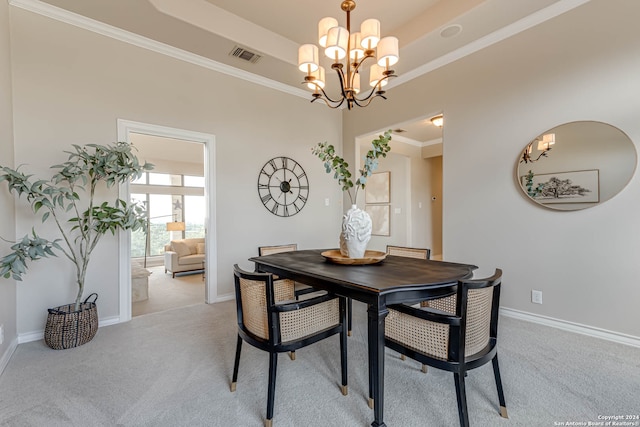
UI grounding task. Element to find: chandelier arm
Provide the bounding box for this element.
[317,83,345,105]
[354,85,382,103]
[350,53,375,76]
[352,93,382,108]
[353,72,396,104]
[311,96,343,109]
[333,66,351,100]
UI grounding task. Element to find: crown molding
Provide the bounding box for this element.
[10,0,592,103]
[9,0,310,100]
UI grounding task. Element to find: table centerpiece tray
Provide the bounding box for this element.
[321,249,387,265]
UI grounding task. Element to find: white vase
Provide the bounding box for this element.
[340,205,372,258]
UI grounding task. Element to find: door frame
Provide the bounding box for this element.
[117,119,217,322]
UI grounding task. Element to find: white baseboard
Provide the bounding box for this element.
[0,338,19,376]
[17,315,122,344]
[500,307,640,348]
[99,315,121,328]
[18,330,43,344]
[214,292,235,303]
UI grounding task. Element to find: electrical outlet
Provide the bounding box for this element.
[531,290,543,304]
[0,324,4,345]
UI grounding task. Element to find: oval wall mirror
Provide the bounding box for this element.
[517,121,637,211]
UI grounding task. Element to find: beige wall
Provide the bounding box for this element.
[9,8,343,335]
[343,0,640,337]
[0,0,17,362]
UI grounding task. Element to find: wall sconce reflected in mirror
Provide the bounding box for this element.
[521,133,555,163]
[537,133,555,151]
[430,114,444,128]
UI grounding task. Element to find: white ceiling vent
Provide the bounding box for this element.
[230,46,262,64]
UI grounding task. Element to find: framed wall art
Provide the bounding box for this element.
[365,171,390,204]
[365,204,390,236]
[522,169,600,204]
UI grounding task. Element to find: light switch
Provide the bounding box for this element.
[324,198,330,206]
[394,208,401,214]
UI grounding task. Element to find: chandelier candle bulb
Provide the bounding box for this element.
[325,26,349,60]
[349,32,364,60]
[352,73,361,94]
[298,44,319,72]
[376,36,399,67]
[361,18,381,49]
[318,17,338,47]
[369,64,387,87]
[307,66,326,90]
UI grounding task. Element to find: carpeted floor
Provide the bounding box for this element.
[132,266,205,317]
[0,301,638,427]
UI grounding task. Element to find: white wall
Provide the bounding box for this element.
[0,0,17,365]
[343,0,640,338]
[9,8,343,335]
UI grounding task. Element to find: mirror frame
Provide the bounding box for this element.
[516,121,637,211]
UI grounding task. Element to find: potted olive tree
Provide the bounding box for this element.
[0,142,152,349]
[311,130,392,258]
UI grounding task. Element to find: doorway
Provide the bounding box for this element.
[117,120,216,322]
[354,114,443,257]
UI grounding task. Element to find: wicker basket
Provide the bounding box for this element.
[44,293,99,350]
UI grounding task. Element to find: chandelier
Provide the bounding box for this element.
[297,0,399,110]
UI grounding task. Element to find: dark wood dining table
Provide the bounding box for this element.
[250,249,477,427]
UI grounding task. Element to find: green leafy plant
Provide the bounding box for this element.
[311,130,392,205]
[524,170,543,198]
[0,142,153,309]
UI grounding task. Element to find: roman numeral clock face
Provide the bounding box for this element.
[257,156,309,217]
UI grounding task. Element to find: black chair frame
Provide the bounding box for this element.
[231,265,348,427]
[385,269,507,427]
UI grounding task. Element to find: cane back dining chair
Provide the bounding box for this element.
[384,269,507,427]
[258,244,318,297]
[231,265,348,427]
[386,245,431,260]
[386,245,435,370]
[258,244,325,360]
[258,244,354,336]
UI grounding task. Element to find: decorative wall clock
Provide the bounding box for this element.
[257,156,309,217]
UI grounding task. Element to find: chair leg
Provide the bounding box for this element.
[492,354,508,418]
[340,306,348,396]
[266,352,278,425]
[347,298,352,336]
[230,335,242,392]
[453,372,470,427]
[289,351,296,361]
